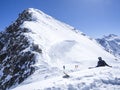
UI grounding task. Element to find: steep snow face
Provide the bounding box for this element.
[11,8,119,90]
[0,8,118,90]
[20,8,114,63]
[96,34,120,59]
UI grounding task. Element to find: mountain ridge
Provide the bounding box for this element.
[0,8,44,90]
[96,34,120,59]
[0,8,118,90]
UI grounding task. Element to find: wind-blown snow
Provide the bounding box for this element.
[11,8,120,90]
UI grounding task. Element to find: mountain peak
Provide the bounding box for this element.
[97,34,120,58]
[6,8,50,33]
[17,8,39,22]
[17,8,53,22]
[1,8,117,90]
[103,34,118,40]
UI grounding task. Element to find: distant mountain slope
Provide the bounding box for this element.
[0,8,117,90]
[96,34,120,59]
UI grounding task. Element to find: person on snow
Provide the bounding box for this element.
[62,71,70,78]
[62,65,70,78]
[63,65,65,70]
[96,57,112,67]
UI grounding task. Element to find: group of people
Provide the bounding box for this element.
[63,57,112,70]
[62,57,112,78]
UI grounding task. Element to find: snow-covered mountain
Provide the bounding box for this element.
[0,8,119,90]
[96,34,120,59]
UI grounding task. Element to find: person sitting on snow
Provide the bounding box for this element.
[96,57,112,67]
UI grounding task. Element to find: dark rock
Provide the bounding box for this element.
[0,10,40,90]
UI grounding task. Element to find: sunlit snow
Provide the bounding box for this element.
[11,8,120,90]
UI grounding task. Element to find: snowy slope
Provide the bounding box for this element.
[96,34,120,59]
[12,66,120,90]
[0,8,119,90]
[19,8,115,68]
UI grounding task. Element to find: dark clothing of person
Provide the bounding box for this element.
[88,57,112,69]
[96,60,110,67]
[63,66,65,70]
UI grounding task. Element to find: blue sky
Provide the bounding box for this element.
[0,0,120,38]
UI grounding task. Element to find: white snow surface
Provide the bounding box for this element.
[11,8,120,90]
